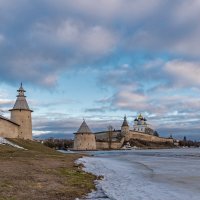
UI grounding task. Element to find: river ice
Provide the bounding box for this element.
[78,148,200,200]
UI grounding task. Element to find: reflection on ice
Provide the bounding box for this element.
[78,149,200,200]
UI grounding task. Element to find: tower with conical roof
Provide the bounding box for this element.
[121,115,129,137]
[73,120,96,150]
[9,83,33,140]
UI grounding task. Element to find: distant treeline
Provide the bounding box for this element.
[178,140,200,147]
[42,137,200,150]
[43,138,73,150]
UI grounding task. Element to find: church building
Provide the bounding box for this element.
[133,114,154,135]
[0,84,33,140]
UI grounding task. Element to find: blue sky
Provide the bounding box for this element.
[0,0,200,140]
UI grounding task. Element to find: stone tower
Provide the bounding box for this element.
[73,120,96,150]
[121,115,129,136]
[9,83,33,140]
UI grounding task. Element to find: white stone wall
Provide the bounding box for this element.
[0,118,19,138]
[125,131,173,143]
[74,133,96,150]
[95,131,121,141]
[96,137,124,150]
[133,125,147,132]
[10,110,32,140]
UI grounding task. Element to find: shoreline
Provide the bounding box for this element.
[75,156,107,200]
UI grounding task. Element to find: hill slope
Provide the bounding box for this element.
[0,139,95,200]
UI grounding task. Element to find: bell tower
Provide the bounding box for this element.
[9,83,33,140]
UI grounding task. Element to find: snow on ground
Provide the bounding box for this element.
[78,149,200,200]
[0,137,25,149]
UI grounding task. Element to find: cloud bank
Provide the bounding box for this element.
[0,0,200,139]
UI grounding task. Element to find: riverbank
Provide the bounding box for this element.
[0,139,96,200]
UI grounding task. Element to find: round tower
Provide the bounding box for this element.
[73,120,96,150]
[121,115,129,136]
[9,83,33,140]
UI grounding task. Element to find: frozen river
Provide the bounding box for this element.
[77,148,200,200]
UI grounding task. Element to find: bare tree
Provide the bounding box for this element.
[108,125,113,149]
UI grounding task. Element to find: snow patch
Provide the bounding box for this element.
[0,137,25,149]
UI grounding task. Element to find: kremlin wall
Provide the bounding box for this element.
[0,84,32,140]
[0,84,173,150]
[74,115,174,150]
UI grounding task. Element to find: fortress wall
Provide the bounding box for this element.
[11,110,32,140]
[96,142,122,149]
[0,118,19,138]
[95,131,120,140]
[96,138,124,150]
[95,133,108,140]
[96,142,109,149]
[127,131,173,143]
[74,133,96,150]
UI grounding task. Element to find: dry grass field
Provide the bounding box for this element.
[0,139,95,200]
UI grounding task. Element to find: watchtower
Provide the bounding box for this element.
[9,83,33,140]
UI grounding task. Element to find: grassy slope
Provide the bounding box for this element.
[0,139,95,200]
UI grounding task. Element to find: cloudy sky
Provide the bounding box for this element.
[0,0,200,140]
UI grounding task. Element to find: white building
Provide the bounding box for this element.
[133,114,154,135]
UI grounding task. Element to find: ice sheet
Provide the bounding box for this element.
[78,149,200,200]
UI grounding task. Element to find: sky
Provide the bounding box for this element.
[0,0,200,140]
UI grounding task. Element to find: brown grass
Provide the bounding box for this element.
[0,139,96,200]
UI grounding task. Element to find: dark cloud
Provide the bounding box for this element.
[0,0,200,87]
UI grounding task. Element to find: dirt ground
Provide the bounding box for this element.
[0,140,96,200]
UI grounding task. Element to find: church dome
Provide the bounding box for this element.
[138,113,144,120]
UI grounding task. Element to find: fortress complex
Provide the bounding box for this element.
[0,84,33,140]
[74,114,173,150]
[94,114,155,141]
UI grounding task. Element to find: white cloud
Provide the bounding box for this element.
[165,60,200,86]
[0,99,14,106]
[114,90,147,110]
[32,20,117,56]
